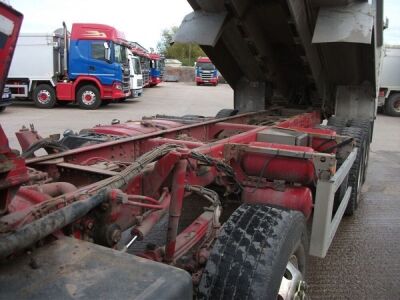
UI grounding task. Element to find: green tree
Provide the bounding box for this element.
[157,26,205,66]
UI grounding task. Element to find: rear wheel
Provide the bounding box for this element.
[0,107,6,112]
[77,85,101,110]
[33,84,56,108]
[348,119,372,183]
[198,204,308,300]
[340,127,367,215]
[327,116,348,127]
[385,93,400,117]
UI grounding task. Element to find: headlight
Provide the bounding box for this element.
[114,83,122,90]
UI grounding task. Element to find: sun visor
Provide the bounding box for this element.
[173,10,227,47]
[312,2,373,44]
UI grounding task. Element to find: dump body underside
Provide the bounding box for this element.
[175,0,384,119]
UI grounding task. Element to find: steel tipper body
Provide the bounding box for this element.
[378,45,400,116]
[6,23,130,109]
[195,57,218,86]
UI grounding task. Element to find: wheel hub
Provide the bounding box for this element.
[393,99,400,113]
[82,91,96,105]
[278,256,307,300]
[38,90,50,104]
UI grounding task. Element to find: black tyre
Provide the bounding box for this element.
[215,108,239,118]
[348,119,372,183]
[327,116,348,127]
[340,127,367,216]
[198,204,308,300]
[385,93,400,117]
[33,84,56,108]
[0,106,6,112]
[76,85,101,110]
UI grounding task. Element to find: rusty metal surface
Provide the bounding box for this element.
[0,237,192,300]
[307,115,400,299]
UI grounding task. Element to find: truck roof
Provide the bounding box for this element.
[70,23,127,45]
[197,57,211,63]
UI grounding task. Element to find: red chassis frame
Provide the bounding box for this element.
[0,108,345,279]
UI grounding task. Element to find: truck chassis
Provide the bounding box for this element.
[0,107,367,299]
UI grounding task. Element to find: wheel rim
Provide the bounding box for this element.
[37,90,51,104]
[82,91,96,106]
[278,255,307,300]
[393,99,400,113]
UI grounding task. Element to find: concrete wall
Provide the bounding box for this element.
[164,66,195,82]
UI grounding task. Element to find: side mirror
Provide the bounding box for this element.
[384,17,389,30]
[104,42,111,62]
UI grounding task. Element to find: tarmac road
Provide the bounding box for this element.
[1,82,399,299]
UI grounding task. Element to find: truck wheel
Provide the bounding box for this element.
[0,107,6,112]
[348,119,372,183]
[77,85,101,110]
[33,84,56,108]
[198,204,308,300]
[340,127,367,216]
[385,93,400,117]
[327,116,348,127]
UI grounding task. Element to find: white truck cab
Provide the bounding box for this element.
[127,50,143,98]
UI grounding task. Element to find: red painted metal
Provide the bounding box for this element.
[15,126,43,151]
[70,23,127,44]
[165,159,187,263]
[242,186,313,218]
[241,142,316,185]
[0,109,328,274]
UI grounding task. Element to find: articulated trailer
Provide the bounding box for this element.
[0,0,384,299]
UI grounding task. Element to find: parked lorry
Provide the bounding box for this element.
[149,53,164,86]
[378,44,400,116]
[195,57,218,86]
[6,23,131,110]
[0,0,385,299]
[127,49,143,97]
[130,42,151,87]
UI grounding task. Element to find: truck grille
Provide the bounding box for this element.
[201,71,213,80]
[123,75,130,93]
[137,79,143,87]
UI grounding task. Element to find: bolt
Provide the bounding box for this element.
[111,229,122,243]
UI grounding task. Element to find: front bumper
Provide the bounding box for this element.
[132,88,143,97]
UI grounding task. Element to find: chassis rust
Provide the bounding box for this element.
[0,108,353,285]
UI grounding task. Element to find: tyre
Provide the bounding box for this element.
[385,93,400,117]
[0,106,6,112]
[196,82,201,86]
[327,116,348,127]
[33,84,56,108]
[215,108,239,118]
[76,85,101,110]
[340,127,367,215]
[198,204,308,300]
[348,119,372,183]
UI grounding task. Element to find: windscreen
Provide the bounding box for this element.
[134,57,141,75]
[197,62,215,70]
[114,44,128,64]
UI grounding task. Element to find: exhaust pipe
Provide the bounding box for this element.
[62,21,68,78]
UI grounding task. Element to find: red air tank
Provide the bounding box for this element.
[240,142,316,185]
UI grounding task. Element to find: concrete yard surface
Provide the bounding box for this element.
[1,82,399,298]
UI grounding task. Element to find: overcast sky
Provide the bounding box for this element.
[9,0,400,49]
